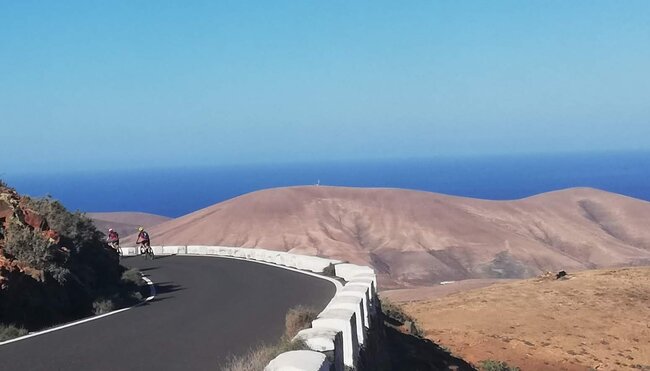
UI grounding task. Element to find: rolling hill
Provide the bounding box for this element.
[87,212,171,239]
[129,186,650,288]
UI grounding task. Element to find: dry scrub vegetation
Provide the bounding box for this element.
[399,267,650,371]
[0,184,146,335]
[221,305,318,371]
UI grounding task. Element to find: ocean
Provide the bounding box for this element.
[5,152,650,217]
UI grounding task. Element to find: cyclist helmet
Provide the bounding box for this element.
[138,227,144,232]
[108,228,113,232]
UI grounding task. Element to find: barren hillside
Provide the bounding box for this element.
[397,267,650,370]
[87,212,170,239]
[136,186,650,288]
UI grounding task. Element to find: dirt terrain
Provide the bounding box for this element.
[381,279,514,302]
[398,267,650,370]
[129,186,650,288]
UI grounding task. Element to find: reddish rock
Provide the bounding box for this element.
[0,198,13,220]
[44,229,60,243]
[23,208,47,230]
[0,186,57,288]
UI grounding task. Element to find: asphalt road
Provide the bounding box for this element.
[0,255,336,370]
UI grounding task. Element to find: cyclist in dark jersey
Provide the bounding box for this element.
[136,227,151,255]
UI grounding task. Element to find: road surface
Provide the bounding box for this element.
[0,255,336,370]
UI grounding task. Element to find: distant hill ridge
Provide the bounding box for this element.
[131,186,650,288]
[87,212,170,238]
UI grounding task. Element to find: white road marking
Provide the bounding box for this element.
[0,254,339,347]
[0,271,156,347]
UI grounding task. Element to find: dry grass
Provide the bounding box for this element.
[220,306,316,371]
[283,305,318,341]
[381,298,424,337]
[0,324,28,342]
[221,340,306,371]
[121,268,145,286]
[400,267,650,371]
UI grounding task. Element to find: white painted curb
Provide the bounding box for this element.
[122,245,377,370]
[4,244,376,371]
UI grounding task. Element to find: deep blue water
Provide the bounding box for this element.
[5,152,650,217]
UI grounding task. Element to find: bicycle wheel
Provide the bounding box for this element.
[147,247,155,260]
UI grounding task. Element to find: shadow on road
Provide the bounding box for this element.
[145,281,183,303]
[150,254,176,260]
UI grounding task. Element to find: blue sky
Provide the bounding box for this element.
[1,1,649,174]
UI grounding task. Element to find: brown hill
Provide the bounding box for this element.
[138,186,650,288]
[397,267,650,370]
[87,212,170,239]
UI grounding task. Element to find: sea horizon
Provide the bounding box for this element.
[4,151,649,218]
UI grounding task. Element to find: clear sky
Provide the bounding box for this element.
[1,1,649,174]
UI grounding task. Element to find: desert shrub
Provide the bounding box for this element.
[92,298,115,315]
[479,359,521,371]
[283,305,318,340]
[381,298,424,337]
[0,186,136,330]
[222,344,277,371]
[221,305,313,371]
[221,340,307,371]
[382,298,409,323]
[0,324,28,341]
[121,268,145,286]
[4,218,53,271]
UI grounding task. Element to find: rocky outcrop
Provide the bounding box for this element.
[0,182,130,331]
[0,185,56,285]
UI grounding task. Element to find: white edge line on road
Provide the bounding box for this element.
[0,271,156,347]
[0,253,338,347]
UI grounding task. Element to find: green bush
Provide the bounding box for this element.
[479,359,521,371]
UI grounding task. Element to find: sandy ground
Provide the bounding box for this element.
[397,267,650,370]
[381,279,514,302]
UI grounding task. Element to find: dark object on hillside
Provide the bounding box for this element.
[556,271,567,279]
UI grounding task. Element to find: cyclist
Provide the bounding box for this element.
[136,227,151,255]
[106,228,120,253]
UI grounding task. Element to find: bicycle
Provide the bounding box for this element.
[139,243,155,260]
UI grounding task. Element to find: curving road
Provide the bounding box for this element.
[0,255,336,370]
